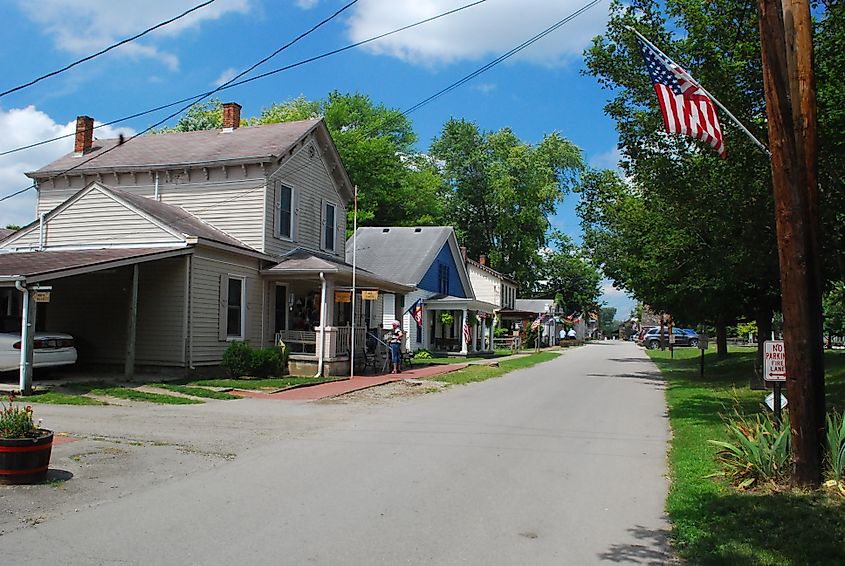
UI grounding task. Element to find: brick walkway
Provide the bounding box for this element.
[231,363,468,401]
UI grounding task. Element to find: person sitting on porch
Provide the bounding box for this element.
[389,320,404,374]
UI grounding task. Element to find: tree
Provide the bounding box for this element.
[823,282,845,348]
[430,119,583,290]
[600,306,618,337]
[4,224,21,231]
[158,99,225,132]
[532,231,602,314]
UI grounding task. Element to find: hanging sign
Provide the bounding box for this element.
[334,291,352,303]
[33,292,51,303]
[361,290,379,300]
[764,340,787,382]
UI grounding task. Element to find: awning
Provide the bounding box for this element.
[0,247,191,284]
[423,295,497,314]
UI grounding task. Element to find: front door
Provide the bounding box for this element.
[274,285,287,334]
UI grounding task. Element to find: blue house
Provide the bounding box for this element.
[347,226,497,354]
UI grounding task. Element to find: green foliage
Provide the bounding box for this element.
[736,321,758,337]
[4,224,20,231]
[430,118,583,290]
[599,306,618,336]
[494,325,508,338]
[533,231,602,311]
[157,98,224,132]
[466,311,478,326]
[1,394,38,438]
[250,95,320,124]
[221,341,287,378]
[152,384,239,400]
[827,410,845,482]
[709,410,791,489]
[413,349,432,360]
[823,282,845,340]
[439,312,454,326]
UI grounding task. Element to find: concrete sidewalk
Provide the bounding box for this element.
[232,362,468,401]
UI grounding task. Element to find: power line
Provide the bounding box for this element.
[0,0,217,99]
[0,0,488,159]
[0,0,358,204]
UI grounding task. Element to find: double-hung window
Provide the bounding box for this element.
[323,201,337,252]
[276,184,293,239]
[227,277,244,339]
[438,264,449,295]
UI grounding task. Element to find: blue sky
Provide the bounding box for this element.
[0,0,634,316]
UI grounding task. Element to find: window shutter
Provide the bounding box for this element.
[320,198,326,250]
[242,278,249,340]
[291,188,299,242]
[273,182,280,238]
[218,274,229,341]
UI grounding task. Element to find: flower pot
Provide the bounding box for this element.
[0,429,53,485]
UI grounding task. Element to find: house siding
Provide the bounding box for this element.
[467,265,500,307]
[264,142,347,259]
[418,243,467,297]
[11,187,180,250]
[190,246,263,365]
[135,256,187,365]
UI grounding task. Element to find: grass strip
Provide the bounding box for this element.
[67,382,203,405]
[434,351,559,385]
[17,390,106,405]
[189,377,336,390]
[151,383,239,400]
[650,346,845,565]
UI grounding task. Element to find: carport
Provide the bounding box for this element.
[0,247,191,393]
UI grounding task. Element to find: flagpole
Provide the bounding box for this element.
[350,184,358,379]
[626,25,771,158]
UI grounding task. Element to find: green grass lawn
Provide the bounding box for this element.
[16,390,107,405]
[649,346,845,564]
[66,382,203,405]
[150,383,240,400]
[433,351,559,385]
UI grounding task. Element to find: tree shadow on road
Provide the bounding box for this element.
[598,524,676,565]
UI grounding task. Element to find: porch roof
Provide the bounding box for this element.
[262,248,413,293]
[423,295,497,314]
[0,247,191,284]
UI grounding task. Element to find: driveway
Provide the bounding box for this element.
[1,341,672,564]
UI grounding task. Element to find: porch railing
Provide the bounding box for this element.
[275,326,367,358]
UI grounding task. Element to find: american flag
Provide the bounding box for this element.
[463,322,472,344]
[636,36,726,159]
[530,316,542,331]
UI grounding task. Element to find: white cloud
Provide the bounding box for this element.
[16,0,250,70]
[599,279,636,318]
[589,146,622,171]
[295,0,320,8]
[345,0,609,67]
[0,106,134,229]
[472,83,497,94]
[213,67,239,87]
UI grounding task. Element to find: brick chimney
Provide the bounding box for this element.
[74,115,94,155]
[222,102,241,130]
[479,254,487,266]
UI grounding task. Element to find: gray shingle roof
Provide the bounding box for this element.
[346,226,453,286]
[515,299,558,314]
[29,119,321,176]
[0,247,188,279]
[0,228,14,240]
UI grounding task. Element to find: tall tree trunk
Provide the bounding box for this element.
[752,309,773,390]
[716,321,728,360]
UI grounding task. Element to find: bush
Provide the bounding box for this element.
[414,349,432,359]
[709,409,791,489]
[221,342,288,378]
[221,341,254,377]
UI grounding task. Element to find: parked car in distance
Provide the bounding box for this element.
[0,332,78,372]
[641,327,699,349]
[636,326,657,345]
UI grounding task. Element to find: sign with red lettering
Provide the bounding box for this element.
[764,340,787,382]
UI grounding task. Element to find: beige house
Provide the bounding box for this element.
[463,252,518,319]
[0,104,409,380]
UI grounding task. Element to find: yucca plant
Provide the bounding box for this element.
[709,409,791,489]
[826,410,845,482]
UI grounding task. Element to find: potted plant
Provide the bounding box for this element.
[0,394,53,484]
[439,311,454,350]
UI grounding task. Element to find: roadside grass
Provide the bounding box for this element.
[434,351,559,385]
[16,390,107,405]
[422,353,508,365]
[650,346,845,564]
[189,377,336,390]
[149,383,239,400]
[66,382,203,405]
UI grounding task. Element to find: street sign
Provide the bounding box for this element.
[765,392,788,411]
[698,337,709,350]
[334,291,351,303]
[764,340,787,382]
[33,291,50,303]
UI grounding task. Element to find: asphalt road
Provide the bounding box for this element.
[2,341,672,565]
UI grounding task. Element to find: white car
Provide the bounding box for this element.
[0,332,78,373]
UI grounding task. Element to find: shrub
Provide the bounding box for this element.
[709,409,791,489]
[827,410,845,482]
[250,347,285,378]
[414,349,432,359]
[221,341,254,377]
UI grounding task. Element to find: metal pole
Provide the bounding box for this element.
[774,381,783,428]
[700,347,705,378]
[350,185,358,379]
[16,281,33,396]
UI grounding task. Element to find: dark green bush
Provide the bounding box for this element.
[250,347,285,378]
[221,341,253,377]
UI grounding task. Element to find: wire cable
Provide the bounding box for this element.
[0,0,217,99]
[0,0,358,204]
[0,0,487,159]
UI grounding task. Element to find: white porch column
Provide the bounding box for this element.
[460,308,469,354]
[470,317,477,353]
[488,318,495,352]
[421,307,430,350]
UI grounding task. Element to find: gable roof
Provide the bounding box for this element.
[346,226,453,286]
[29,120,322,176]
[0,182,263,256]
[465,256,517,285]
[0,228,14,240]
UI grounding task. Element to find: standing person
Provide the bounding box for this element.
[389,320,404,374]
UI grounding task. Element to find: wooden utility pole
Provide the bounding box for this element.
[757,0,825,487]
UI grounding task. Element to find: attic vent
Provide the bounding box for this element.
[308,145,316,158]
[414,228,422,232]
[382,228,390,233]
